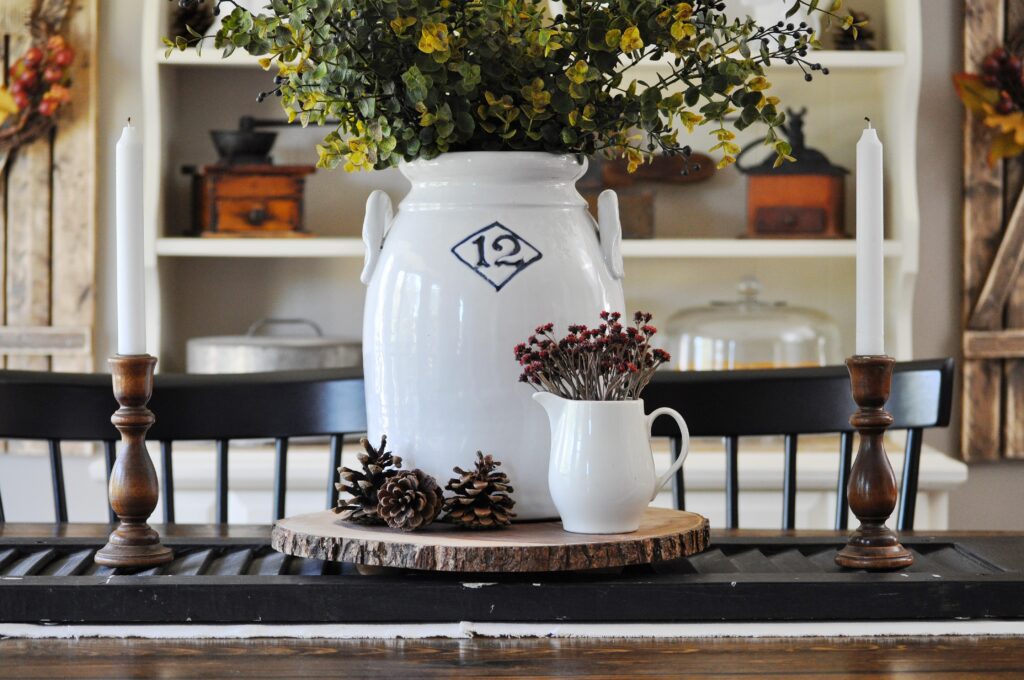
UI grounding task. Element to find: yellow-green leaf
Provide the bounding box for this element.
[619,26,644,52]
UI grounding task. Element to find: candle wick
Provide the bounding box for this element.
[864,116,872,129]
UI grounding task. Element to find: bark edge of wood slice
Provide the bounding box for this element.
[271,507,710,572]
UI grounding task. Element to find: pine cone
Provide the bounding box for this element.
[333,435,402,524]
[444,452,516,529]
[377,469,444,531]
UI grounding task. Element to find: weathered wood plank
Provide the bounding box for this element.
[3,18,50,374]
[962,0,1005,461]
[964,329,1024,359]
[970,189,1024,330]
[0,30,9,454]
[5,136,52,374]
[1002,4,1024,458]
[50,0,96,373]
[0,325,89,354]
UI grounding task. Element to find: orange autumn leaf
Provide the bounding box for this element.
[988,130,1024,166]
[984,110,1024,146]
[953,73,1000,115]
[0,88,17,126]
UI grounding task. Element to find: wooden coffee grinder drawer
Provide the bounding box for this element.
[192,164,316,237]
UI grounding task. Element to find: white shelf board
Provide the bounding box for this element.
[156,236,902,259]
[154,48,266,68]
[156,237,364,258]
[156,48,905,71]
[621,238,902,259]
[633,50,905,75]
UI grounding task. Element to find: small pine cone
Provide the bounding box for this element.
[333,435,403,525]
[377,469,444,531]
[444,451,516,529]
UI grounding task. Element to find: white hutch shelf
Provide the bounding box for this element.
[141,1,922,370]
[155,236,904,260]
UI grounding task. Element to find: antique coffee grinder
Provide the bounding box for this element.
[737,108,849,239]
[186,116,316,237]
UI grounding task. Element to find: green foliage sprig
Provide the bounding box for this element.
[169,0,854,172]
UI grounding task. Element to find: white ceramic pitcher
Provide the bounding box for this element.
[533,393,690,534]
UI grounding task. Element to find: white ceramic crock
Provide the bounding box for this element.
[533,393,690,534]
[360,152,625,519]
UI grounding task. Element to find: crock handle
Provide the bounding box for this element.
[361,190,393,285]
[597,189,624,280]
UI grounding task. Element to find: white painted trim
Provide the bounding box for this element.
[1,620,1021,640]
[155,237,904,260]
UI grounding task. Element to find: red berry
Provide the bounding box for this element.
[993,47,1009,62]
[52,47,74,68]
[37,99,58,117]
[17,68,38,88]
[43,65,63,84]
[23,47,43,67]
[9,80,24,95]
[13,91,29,110]
[983,56,1000,74]
[998,99,1015,114]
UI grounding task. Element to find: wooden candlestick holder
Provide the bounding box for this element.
[95,355,173,568]
[835,355,913,570]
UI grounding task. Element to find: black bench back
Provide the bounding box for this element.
[642,358,955,530]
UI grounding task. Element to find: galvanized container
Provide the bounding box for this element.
[186,319,361,374]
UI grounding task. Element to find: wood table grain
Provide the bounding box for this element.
[0,636,1022,679]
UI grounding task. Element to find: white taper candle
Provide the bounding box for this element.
[855,119,884,356]
[116,119,146,355]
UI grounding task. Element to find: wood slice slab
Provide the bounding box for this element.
[271,507,710,572]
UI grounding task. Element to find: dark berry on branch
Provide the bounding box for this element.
[804,73,812,82]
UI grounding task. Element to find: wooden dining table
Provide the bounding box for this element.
[1,523,1022,678]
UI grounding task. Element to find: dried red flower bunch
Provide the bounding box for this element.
[514,311,670,401]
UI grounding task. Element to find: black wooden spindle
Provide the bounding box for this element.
[725,435,740,529]
[273,437,289,521]
[216,439,229,524]
[898,428,923,531]
[0,483,5,523]
[103,440,118,524]
[782,434,798,530]
[161,441,175,524]
[48,440,68,523]
[669,435,686,511]
[835,431,854,530]
[326,434,344,510]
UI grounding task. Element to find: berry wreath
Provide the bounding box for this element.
[0,0,76,162]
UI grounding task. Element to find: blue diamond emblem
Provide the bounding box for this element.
[451,222,542,291]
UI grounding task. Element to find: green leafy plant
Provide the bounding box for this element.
[169,0,854,172]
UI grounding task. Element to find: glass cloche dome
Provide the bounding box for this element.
[664,277,842,371]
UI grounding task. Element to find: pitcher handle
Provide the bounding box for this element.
[647,407,690,502]
[360,190,393,285]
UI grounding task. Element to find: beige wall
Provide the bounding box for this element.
[93,2,1023,528]
[914,1,1024,529]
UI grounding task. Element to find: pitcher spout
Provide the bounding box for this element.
[531,391,564,423]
